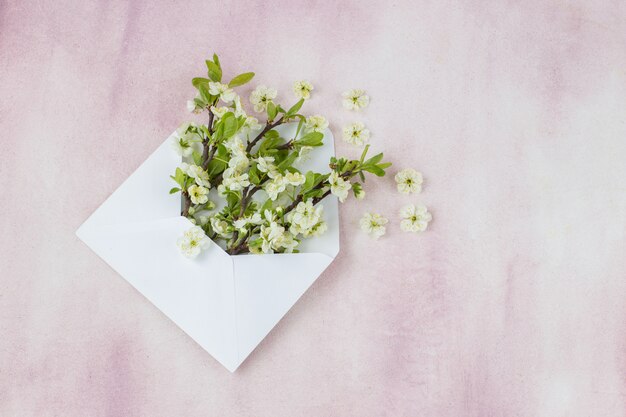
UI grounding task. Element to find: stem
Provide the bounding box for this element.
[181,191,192,217]
[201,111,216,170]
[245,116,284,153]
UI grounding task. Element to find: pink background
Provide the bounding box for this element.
[2,1,626,415]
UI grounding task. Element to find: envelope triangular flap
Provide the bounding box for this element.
[232,252,335,367]
[79,216,240,371]
[80,138,181,229]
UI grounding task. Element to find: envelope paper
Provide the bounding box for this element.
[76,125,339,371]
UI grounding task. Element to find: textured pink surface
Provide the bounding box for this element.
[2,0,626,415]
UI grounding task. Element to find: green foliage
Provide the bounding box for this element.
[229,72,255,87]
[172,54,391,255]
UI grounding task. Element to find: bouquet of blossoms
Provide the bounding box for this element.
[169,54,391,257]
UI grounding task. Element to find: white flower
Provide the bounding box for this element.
[400,204,432,232]
[284,171,306,186]
[360,213,388,239]
[259,221,286,253]
[305,115,328,133]
[170,136,194,157]
[176,121,198,137]
[342,122,370,146]
[293,80,314,100]
[233,213,263,231]
[223,135,246,155]
[228,151,250,172]
[177,226,210,259]
[256,156,277,174]
[222,168,250,191]
[287,200,324,236]
[250,85,278,113]
[307,220,327,237]
[241,116,262,135]
[186,94,202,113]
[210,106,229,119]
[187,184,209,205]
[210,216,233,238]
[232,95,246,117]
[342,89,370,111]
[395,168,423,194]
[328,171,352,203]
[276,231,299,253]
[208,81,236,103]
[186,164,211,188]
[264,175,287,201]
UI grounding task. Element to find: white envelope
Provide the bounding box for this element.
[76,124,339,372]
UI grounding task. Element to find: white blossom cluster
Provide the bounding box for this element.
[171,54,396,258]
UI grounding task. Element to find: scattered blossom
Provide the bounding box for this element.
[342,122,370,146]
[342,89,369,111]
[305,115,329,133]
[360,213,388,239]
[293,80,314,100]
[250,85,278,113]
[177,226,210,258]
[395,168,423,194]
[400,204,432,233]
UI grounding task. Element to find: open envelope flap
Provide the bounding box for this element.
[77,134,181,231]
[78,216,240,371]
[232,252,335,368]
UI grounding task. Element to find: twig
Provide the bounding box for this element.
[245,116,284,153]
[181,191,192,217]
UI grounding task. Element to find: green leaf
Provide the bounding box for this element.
[248,164,261,185]
[170,168,186,187]
[222,112,238,138]
[359,144,370,164]
[206,158,227,177]
[259,134,282,153]
[377,162,392,170]
[228,72,255,88]
[277,151,298,170]
[302,171,316,192]
[286,98,304,116]
[212,53,221,68]
[198,83,213,102]
[192,77,210,88]
[295,131,323,147]
[364,152,384,166]
[192,150,202,166]
[361,165,386,177]
[169,187,181,194]
[260,198,273,213]
[267,102,277,120]
[206,60,222,82]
